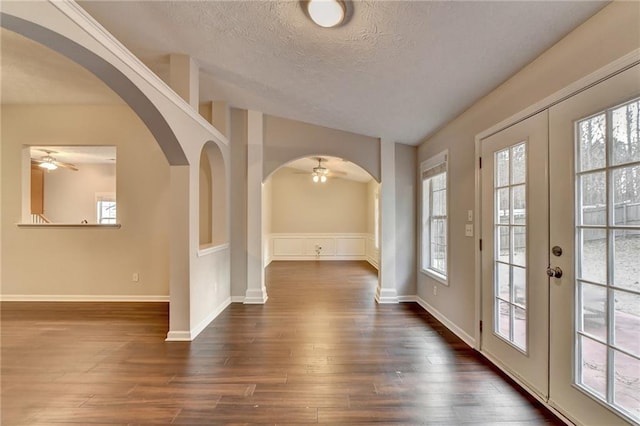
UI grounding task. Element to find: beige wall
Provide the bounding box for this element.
[269,167,369,234]
[199,150,213,245]
[417,2,640,337]
[44,163,116,224]
[1,105,170,297]
[264,115,380,182]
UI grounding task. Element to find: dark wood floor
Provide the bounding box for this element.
[1,261,562,425]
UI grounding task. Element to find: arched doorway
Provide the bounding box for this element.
[262,155,381,300]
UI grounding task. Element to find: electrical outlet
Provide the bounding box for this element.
[465,224,474,237]
[433,285,437,296]
[132,272,139,282]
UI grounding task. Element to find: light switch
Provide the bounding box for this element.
[467,210,473,222]
[465,224,474,237]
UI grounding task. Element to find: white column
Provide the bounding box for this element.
[166,165,192,340]
[377,138,399,303]
[244,110,268,303]
[169,54,199,110]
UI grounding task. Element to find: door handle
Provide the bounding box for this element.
[546,266,563,278]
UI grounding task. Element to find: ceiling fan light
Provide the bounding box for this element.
[320,175,327,183]
[307,0,345,28]
[313,174,320,183]
[39,161,58,171]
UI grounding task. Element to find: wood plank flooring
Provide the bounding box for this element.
[1,261,563,425]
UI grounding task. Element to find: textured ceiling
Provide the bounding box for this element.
[77,0,607,145]
[2,1,607,146]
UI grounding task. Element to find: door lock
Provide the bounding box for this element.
[546,266,563,278]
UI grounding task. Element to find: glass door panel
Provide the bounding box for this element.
[575,98,640,422]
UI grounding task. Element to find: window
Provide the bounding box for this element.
[96,194,116,224]
[574,98,640,421]
[421,151,448,282]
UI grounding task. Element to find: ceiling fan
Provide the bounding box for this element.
[31,149,78,171]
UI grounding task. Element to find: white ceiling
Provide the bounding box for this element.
[1,1,607,146]
[76,0,607,145]
[31,146,117,165]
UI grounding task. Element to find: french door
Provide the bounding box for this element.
[481,110,550,400]
[548,64,640,425]
[481,63,640,425]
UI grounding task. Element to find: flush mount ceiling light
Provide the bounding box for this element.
[304,0,350,28]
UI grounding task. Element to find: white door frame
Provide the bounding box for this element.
[473,49,640,418]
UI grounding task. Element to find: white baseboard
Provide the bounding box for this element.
[481,350,575,426]
[375,287,398,304]
[270,255,366,261]
[165,331,191,341]
[415,296,476,348]
[230,296,245,303]
[366,256,379,270]
[244,288,268,304]
[398,295,416,303]
[0,294,169,302]
[189,297,231,340]
[166,297,231,342]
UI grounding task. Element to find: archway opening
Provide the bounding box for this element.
[262,155,380,300]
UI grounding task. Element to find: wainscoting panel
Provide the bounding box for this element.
[272,237,304,256]
[269,234,376,262]
[336,238,365,256]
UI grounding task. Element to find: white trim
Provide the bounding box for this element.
[0,294,169,302]
[474,136,483,350]
[419,150,450,285]
[481,350,576,426]
[230,296,245,303]
[165,331,192,342]
[189,297,231,341]
[268,255,366,261]
[375,287,398,304]
[50,0,228,147]
[244,288,268,304]
[197,243,229,257]
[398,295,417,303]
[415,296,476,348]
[477,49,640,141]
[420,268,448,285]
[17,223,121,228]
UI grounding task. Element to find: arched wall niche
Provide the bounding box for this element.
[199,141,228,247]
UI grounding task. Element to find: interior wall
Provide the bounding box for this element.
[416,2,640,338]
[199,150,213,245]
[263,115,380,182]
[44,163,116,224]
[270,167,368,234]
[395,143,417,296]
[1,105,170,297]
